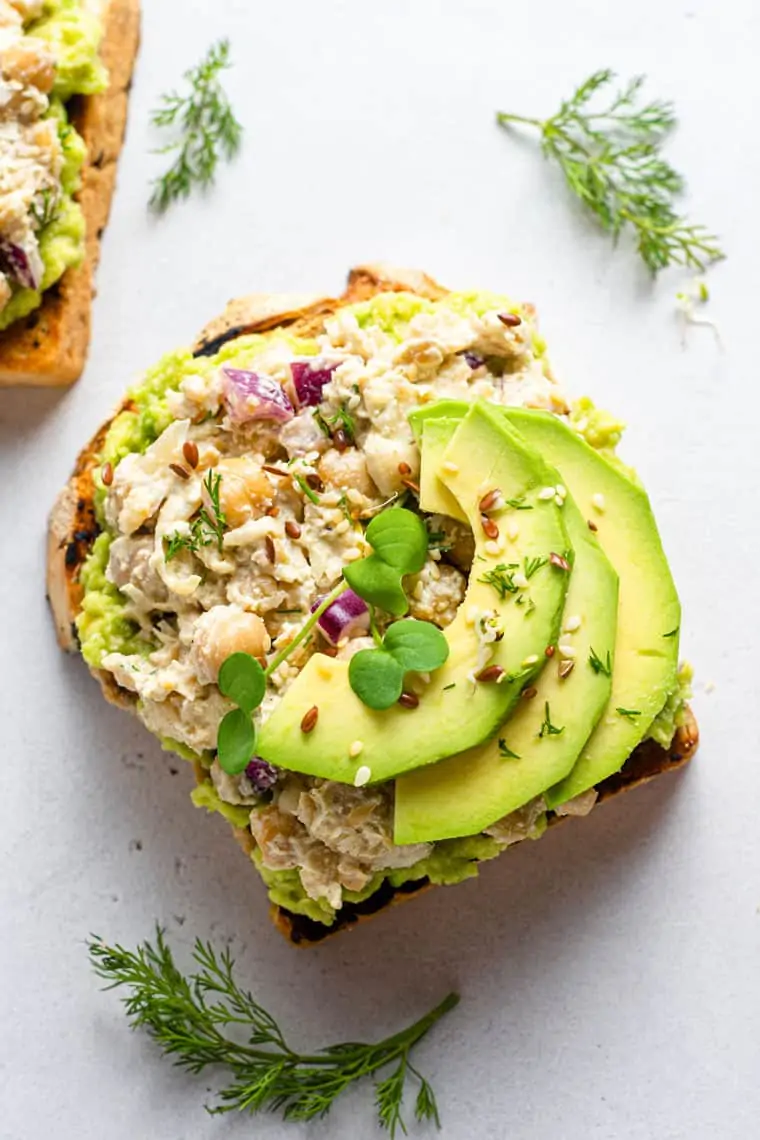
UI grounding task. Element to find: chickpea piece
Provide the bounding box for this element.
[215,457,274,528]
[2,40,56,93]
[318,448,377,498]
[363,432,420,497]
[190,605,271,685]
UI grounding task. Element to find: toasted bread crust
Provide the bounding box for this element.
[0,0,141,388]
[47,262,698,943]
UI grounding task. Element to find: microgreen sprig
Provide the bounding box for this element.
[88,927,457,1135]
[497,69,725,275]
[498,740,521,760]
[216,582,348,773]
[348,619,449,710]
[538,701,565,739]
[344,507,429,616]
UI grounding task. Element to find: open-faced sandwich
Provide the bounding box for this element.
[48,263,698,944]
[0,0,139,387]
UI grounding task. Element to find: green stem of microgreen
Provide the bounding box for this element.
[496,111,545,129]
[369,606,383,648]
[264,580,348,679]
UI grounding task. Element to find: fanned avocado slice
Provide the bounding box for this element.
[257,402,572,785]
[394,419,618,843]
[501,408,680,806]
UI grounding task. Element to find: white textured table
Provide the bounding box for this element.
[2,1,758,1137]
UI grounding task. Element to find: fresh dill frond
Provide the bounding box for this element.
[165,470,227,560]
[150,39,243,213]
[616,707,642,720]
[524,555,547,580]
[588,646,612,676]
[497,69,724,274]
[478,562,519,600]
[498,739,521,760]
[538,701,564,738]
[88,928,456,1136]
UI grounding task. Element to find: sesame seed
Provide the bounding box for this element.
[592,493,606,512]
[556,484,567,499]
[522,654,539,666]
[442,461,459,475]
[558,643,577,659]
[506,521,519,541]
[513,573,529,589]
[564,615,582,632]
[466,605,479,625]
[549,552,571,572]
[538,486,556,501]
[349,740,364,758]
[484,540,500,557]
[354,765,371,787]
[554,494,564,507]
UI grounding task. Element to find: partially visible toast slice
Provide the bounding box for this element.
[0,0,141,388]
[47,262,698,943]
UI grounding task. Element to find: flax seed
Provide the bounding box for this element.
[481,516,499,540]
[398,462,412,476]
[265,535,276,562]
[285,520,302,540]
[479,489,501,513]
[262,465,287,476]
[559,659,575,679]
[169,463,190,480]
[300,706,319,733]
[522,686,538,700]
[398,691,420,709]
[334,428,349,452]
[182,440,199,468]
[101,461,113,487]
[549,552,571,572]
[498,312,522,327]
[475,665,505,683]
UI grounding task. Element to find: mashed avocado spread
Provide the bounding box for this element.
[77,290,690,925]
[0,1,106,331]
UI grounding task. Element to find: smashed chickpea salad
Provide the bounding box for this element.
[78,291,690,925]
[0,0,106,330]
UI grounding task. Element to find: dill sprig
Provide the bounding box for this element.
[497,69,724,274]
[88,929,456,1136]
[165,470,227,560]
[150,39,243,213]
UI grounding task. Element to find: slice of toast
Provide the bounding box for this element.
[47,262,698,944]
[0,0,141,388]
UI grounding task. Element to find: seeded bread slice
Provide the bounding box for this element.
[0,0,141,388]
[47,262,698,944]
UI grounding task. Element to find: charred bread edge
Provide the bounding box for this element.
[0,0,141,388]
[46,261,699,943]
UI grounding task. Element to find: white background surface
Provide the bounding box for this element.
[1,1,759,1137]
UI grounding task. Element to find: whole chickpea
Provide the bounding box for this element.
[190,605,271,685]
[2,40,56,93]
[215,457,274,528]
[318,448,377,498]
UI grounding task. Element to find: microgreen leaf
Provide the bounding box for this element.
[218,653,266,714]
[217,708,257,774]
[344,555,410,616]
[365,508,428,574]
[383,620,450,673]
[348,650,404,710]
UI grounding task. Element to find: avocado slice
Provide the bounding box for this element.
[418,417,468,522]
[394,427,618,843]
[500,409,681,806]
[256,402,572,785]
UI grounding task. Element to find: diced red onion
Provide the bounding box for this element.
[245,758,279,793]
[0,241,40,290]
[312,588,369,646]
[462,351,485,370]
[221,367,294,424]
[291,360,339,407]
